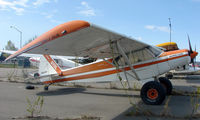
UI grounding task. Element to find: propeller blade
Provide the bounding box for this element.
[187,34,196,70]
[188,34,193,54]
[195,45,197,63]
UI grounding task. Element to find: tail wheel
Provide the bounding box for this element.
[34,73,40,79]
[141,81,166,105]
[44,85,49,91]
[159,77,172,95]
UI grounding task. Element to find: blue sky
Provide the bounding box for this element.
[0,0,200,59]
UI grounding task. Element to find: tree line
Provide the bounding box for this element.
[0,36,37,61]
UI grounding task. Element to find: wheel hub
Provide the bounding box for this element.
[147,88,158,99]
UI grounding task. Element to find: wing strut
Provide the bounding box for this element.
[116,41,140,81]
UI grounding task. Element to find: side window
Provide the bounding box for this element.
[116,56,127,66]
[143,49,154,60]
[129,50,145,64]
[115,49,155,66]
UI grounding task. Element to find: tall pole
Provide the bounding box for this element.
[10,26,22,49]
[168,18,172,43]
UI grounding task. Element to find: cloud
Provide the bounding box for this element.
[33,0,58,6]
[14,0,28,7]
[33,0,50,6]
[0,0,58,15]
[41,10,62,24]
[77,1,96,17]
[0,0,28,15]
[145,25,170,33]
[135,36,142,40]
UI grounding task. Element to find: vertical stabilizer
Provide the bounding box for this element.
[39,55,62,77]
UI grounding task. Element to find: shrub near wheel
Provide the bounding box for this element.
[159,77,172,95]
[140,81,166,105]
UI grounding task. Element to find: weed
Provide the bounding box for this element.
[160,95,172,117]
[7,70,15,81]
[189,87,200,120]
[22,69,28,78]
[26,96,44,118]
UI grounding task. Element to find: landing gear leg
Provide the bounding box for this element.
[44,83,52,91]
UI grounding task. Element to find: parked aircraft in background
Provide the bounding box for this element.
[156,42,179,51]
[156,41,200,77]
[1,50,81,68]
[5,20,198,105]
[171,64,200,74]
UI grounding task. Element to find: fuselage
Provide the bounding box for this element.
[41,49,191,84]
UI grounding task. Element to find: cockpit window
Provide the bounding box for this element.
[115,47,155,66]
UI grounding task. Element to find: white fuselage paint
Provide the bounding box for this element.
[39,51,190,84]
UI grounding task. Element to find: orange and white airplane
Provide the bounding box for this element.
[6,20,198,105]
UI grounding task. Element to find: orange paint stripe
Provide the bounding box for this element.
[61,50,189,77]
[43,55,63,76]
[160,49,188,57]
[61,59,114,76]
[43,69,119,84]
[43,54,189,84]
[61,54,188,77]
[134,54,188,69]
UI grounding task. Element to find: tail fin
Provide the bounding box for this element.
[39,55,62,77]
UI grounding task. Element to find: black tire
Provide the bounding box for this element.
[159,77,173,95]
[140,81,166,105]
[26,85,35,90]
[44,86,48,91]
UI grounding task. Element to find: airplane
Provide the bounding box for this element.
[0,50,81,67]
[1,49,82,70]
[171,64,200,74]
[156,42,179,51]
[1,50,83,79]
[5,20,198,105]
[156,41,200,77]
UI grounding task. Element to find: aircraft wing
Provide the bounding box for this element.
[1,50,82,60]
[6,20,162,61]
[1,50,43,58]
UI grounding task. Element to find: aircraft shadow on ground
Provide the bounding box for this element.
[36,87,140,98]
[185,77,200,84]
[36,87,86,96]
[81,91,140,98]
[112,95,197,120]
[173,85,197,94]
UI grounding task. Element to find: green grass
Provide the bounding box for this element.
[0,64,17,68]
[0,64,37,69]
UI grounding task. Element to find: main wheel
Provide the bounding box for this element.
[159,77,172,95]
[140,81,166,105]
